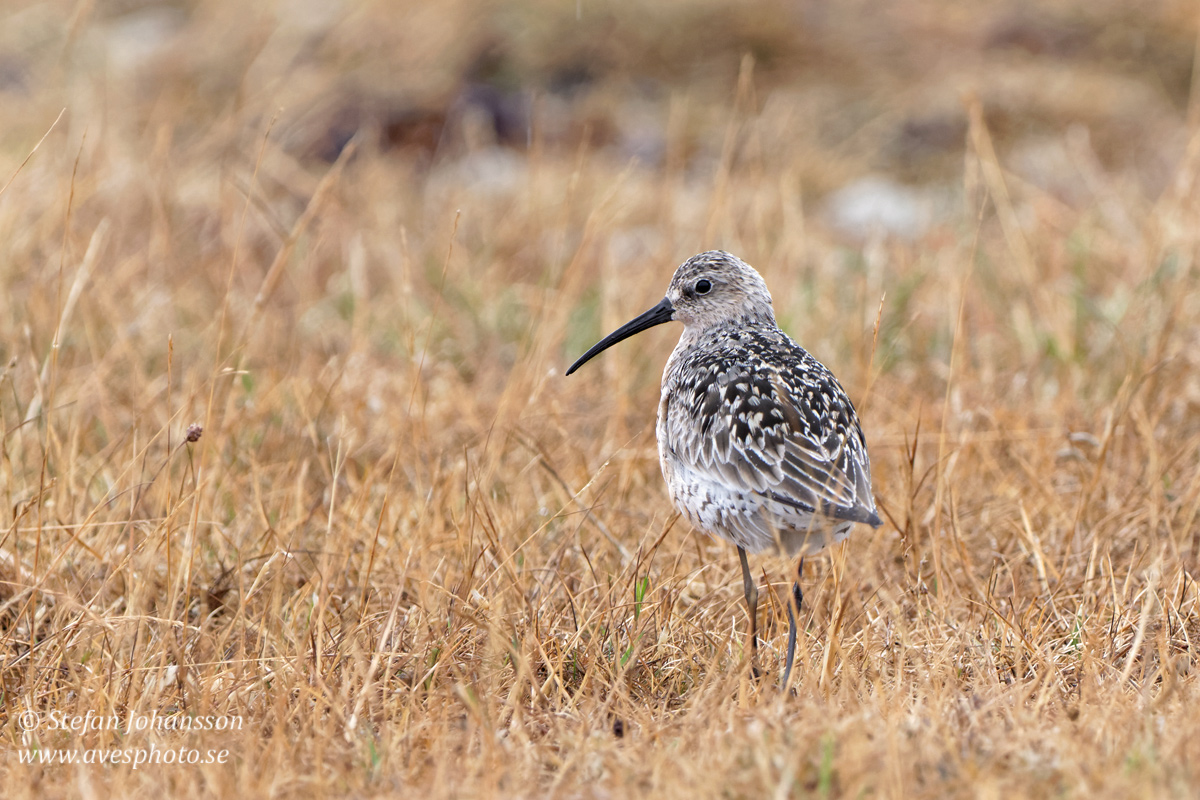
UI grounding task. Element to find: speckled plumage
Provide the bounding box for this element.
[567,250,882,686]
[656,256,881,557]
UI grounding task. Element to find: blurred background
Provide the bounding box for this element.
[4,0,1195,249]
[3,2,1200,795]
[2,0,1197,377]
[1,0,1195,412]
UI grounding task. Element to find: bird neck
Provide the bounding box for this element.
[681,308,776,343]
[667,311,778,372]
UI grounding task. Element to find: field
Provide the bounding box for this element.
[2,0,1200,796]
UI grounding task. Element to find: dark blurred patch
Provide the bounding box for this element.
[294,96,445,164]
[547,62,598,97]
[0,56,28,94]
[452,83,532,148]
[886,115,968,180]
[985,14,1088,57]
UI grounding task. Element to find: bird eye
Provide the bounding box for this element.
[694,279,712,295]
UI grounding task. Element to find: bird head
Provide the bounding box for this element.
[566,250,775,375]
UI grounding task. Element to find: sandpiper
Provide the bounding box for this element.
[567,250,882,689]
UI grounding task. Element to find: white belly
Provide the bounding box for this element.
[659,448,851,557]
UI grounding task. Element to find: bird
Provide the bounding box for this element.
[566,250,882,689]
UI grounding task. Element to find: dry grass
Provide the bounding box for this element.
[2,0,1200,797]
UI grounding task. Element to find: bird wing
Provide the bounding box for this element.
[670,356,881,528]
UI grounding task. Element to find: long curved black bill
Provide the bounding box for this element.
[565,297,674,375]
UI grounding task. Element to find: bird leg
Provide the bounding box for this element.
[781,557,805,691]
[736,546,760,671]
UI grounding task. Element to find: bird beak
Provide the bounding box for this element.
[566,297,674,375]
